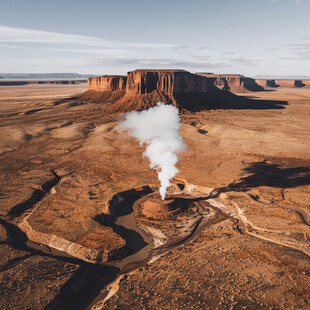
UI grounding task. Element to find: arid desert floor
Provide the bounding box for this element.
[0,83,309,309]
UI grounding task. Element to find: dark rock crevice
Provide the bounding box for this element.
[7,170,61,218]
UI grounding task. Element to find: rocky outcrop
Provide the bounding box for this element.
[196,73,264,92]
[11,174,129,265]
[256,79,310,89]
[196,73,310,92]
[88,75,127,91]
[89,70,216,96]
[16,208,128,264]
[85,69,292,111]
[126,69,216,95]
[87,69,225,111]
[140,197,181,220]
[18,219,106,263]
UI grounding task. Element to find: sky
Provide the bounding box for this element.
[0,0,309,77]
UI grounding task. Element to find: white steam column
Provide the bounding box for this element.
[118,102,186,200]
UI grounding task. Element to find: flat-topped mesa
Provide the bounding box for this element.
[196,73,310,91]
[85,69,230,112]
[88,75,127,91]
[196,73,264,92]
[126,69,216,96]
[88,70,217,95]
[255,79,310,88]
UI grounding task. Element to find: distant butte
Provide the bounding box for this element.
[196,73,310,92]
[87,69,231,112]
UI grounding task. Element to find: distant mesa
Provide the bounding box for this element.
[83,69,293,112]
[196,73,265,92]
[0,73,91,86]
[0,79,88,86]
[196,73,310,91]
[88,75,127,92]
[86,69,233,112]
[88,69,215,95]
[255,79,310,89]
[0,73,92,79]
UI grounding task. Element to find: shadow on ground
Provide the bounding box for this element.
[174,90,288,111]
[215,161,310,194]
[70,87,288,113]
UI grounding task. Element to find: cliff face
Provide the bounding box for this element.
[196,73,310,92]
[88,75,127,91]
[256,79,310,89]
[89,70,216,96]
[126,70,216,95]
[87,70,221,111]
[196,73,264,92]
[85,69,305,112]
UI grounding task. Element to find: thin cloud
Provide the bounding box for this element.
[226,57,259,66]
[0,43,24,49]
[279,54,310,60]
[84,56,230,70]
[196,46,210,50]
[0,25,179,50]
[222,51,235,55]
[172,45,188,50]
[283,43,310,51]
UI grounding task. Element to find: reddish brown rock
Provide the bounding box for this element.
[196,73,264,92]
[196,73,310,92]
[86,69,310,112]
[88,75,127,91]
[86,69,227,112]
[256,79,310,89]
[141,196,179,220]
[126,69,216,95]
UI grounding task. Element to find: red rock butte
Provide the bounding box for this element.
[89,69,216,95]
[85,69,310,112]
[86,69,226,112]
[196,73,310,92]
[88,75,127,92]
[89,70,310,95]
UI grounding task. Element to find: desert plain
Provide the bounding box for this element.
[0,72,309,310]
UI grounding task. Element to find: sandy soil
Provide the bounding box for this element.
[0,84,309,309]
[0,83,88,100]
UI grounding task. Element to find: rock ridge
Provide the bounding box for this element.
[196,73,310,92]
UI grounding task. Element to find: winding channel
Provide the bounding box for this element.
[2,184,309,309]
[1,187,226,310]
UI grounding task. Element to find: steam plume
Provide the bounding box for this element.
[118,103,186,200]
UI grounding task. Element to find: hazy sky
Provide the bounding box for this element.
[0,0,309,77]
